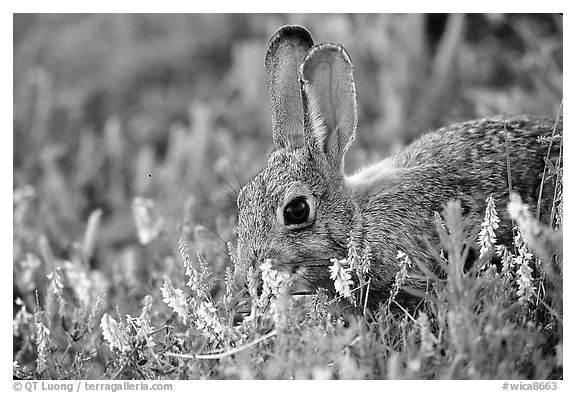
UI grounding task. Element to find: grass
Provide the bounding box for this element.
[13,190,563,379]
[13,14,562,380]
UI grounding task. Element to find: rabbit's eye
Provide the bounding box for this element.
[283,198,310,225]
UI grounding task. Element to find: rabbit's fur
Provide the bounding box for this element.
[235,25,562,305]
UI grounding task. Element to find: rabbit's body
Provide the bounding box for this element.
[234,25,562,306]
[346,115,561,300]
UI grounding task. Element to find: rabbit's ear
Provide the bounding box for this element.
[265,25,314,150]
[301,43,357,171]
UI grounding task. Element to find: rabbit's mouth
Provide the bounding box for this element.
[290,291,316,296]
[287,281,316,296]
[289,260,333,267]
[282,261,335,296]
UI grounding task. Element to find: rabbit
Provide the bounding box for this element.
[234,25,562,306]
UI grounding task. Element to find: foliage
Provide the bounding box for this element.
[13,190,563,379]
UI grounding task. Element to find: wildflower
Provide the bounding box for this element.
[249,260,290,327]
[224,266,234,303]
[508,192,561,262]
[514,229,535,305]
[87,293,104,331]
[478,195,500,258]
[508,194,531,227]
[13,298,33,338]
[355,245,372,306]
[381,251,413,313]
[417,311,437,355]
[13,361,24,379]
[508,193,543,249]
[496,244,514,279]
[536,133,562,145]
[185,252,212,299]
[132,196,163,246]
[140,294,153,320]
[516,261,535,305]
[347,237,359,266]
[47,268,64,297]
[100,313,130,353]
[135,295,156,349]
[359,249,371,277]
[390,251,412,301]
[17,253,41,292]
[237,263,263,327]
[348,237,370,280]
[260,259,287,298]
[334,235,371,305]
[13,184,35,204]
[258,260,292,326]
[178,238,193,281]
[47,268,66,315]
[496,225,535,304]
[195,301,224,339]
[329,258,353,299]
[35,321,51,374]
[160,279,189,324]
[433,212,450,262]
[13,185,35,226]
[226,241,237,266]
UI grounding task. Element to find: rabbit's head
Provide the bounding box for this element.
[235,25,359,294]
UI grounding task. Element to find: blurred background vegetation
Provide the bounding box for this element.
[13,14,562,317]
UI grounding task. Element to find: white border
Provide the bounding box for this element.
[3,7,572,390]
